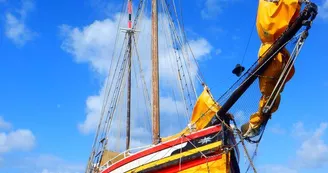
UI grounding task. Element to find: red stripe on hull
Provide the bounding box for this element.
[102,125,221,173]
[154,155,223,173]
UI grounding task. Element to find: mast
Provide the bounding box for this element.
[151,0,160,144]
[126,0,133,151]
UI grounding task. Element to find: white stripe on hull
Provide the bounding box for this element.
[104,142,188,173]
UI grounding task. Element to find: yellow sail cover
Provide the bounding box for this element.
[162,86,220,142]
[256,0,301,44]
[256,0,300,62]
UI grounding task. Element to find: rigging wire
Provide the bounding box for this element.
[115,79,127,151]
[177,0,206,85]
[88,0,148,168]
[169,0,199,97]
[95,6,129,151]
[172,88,183,130]
[132,45,152,137]
[88,0,148,166]
[161,0,196,113]
[132,35,152,128]
[159,4,190,125]
[240,9,257,65]
[160,12,190,122]
[244,30,308,172]
[161,0,194,120]
[86,0,129,169]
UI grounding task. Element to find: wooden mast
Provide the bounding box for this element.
[126,0,133,151]
[151,0,160,144]
[126,35,132,150]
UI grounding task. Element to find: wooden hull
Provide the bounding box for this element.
[100,125,240,173]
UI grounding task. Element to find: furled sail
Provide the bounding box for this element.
[248,0,301,128]
[257,0,301,57]
[162,86,220,142]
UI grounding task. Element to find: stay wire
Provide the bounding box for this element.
[162,0,195,112]
[240,8,257,65]
[160,9,190,121]
[87,0,128,168]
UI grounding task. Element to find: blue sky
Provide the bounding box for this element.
[0,0,328,173]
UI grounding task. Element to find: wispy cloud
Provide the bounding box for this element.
[269,124,286,135]
[259,164,297,173]
[259,122,328,172]
[201,0,240,19]
[319,0,328,20]
[5,154,84,173]
[294,122,328,169]
[0,116,12,130]
[215,48,222,55]
[4,0,37,46]
[201,0,222,19]
[89,0,122,16]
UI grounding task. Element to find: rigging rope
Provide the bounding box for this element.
[132,35,152,130]
[87,0,148,170]
[169,0,199,97]
[243,30,310,172]
[176,0,206,85]
[86,0,129,169]
[160,0,192,120]
[240,8,257,65]
[160,15,190,122]
[161,0,196,114]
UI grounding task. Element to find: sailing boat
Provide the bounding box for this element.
[85,0,318,173]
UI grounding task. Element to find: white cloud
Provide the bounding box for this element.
[60,16,123,75]
[160,96,185,116]
[0,129,36,153]
[188,38,212,59]
[215,48,222,55]
[201,0,222,19]
[294,122,328,168]
[4,0,37,46]
[291,121,310,139]
[259,164,297,173]
[269,124,286,135]
[18,154,84,173]
[201,0,241,19]
[257,122,328,172]
[77,94,102,134]
[0,116,12,130]
[319,0,328,20]
[0,116,35,153]
[60,12,212,139]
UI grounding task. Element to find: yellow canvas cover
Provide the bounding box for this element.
[256,0,300,59]
[256,0,301,44]
[248,0,300,128]
[162,86,220,142]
